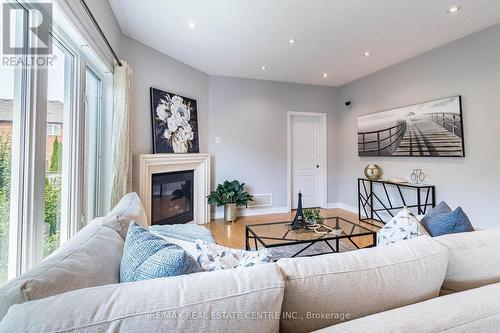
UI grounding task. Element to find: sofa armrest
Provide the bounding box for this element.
[0,264,285,333]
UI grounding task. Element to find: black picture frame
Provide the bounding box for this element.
[150,87,199,154]
[357,95,465,157]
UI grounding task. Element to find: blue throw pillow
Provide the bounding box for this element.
[422,201,451,220]
[120,222,201,283]
[421,201,451,232]
[421,207,474,237]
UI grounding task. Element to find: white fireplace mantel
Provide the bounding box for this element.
[138,154,210,225]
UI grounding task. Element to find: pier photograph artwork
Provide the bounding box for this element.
[358,96,465,157]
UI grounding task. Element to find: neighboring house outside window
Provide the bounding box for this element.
[46,124,61,136]
[0,99,64,171]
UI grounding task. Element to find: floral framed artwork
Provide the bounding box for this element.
[150,87,199,153]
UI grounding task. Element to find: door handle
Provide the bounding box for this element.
[316,165,320,168]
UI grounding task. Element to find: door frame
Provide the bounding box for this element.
[287,111,327,211]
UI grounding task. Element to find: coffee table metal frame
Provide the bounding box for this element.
[245,216,377,257]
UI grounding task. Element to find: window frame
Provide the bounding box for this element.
[4,3,109,278]
[7,2,29,280]
[46,124,62,136]
[50,13,108,235]
[49,33,79,247]
[84,66,103,221]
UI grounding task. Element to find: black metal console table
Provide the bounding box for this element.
[358,178,435,226]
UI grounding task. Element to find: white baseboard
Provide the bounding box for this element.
[326,202,360,215]
[326,202,340,209]
[211,205,290,219]
[211,203,361,219]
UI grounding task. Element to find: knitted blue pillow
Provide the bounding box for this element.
[120,222,201,283]
[422,200,450,221]
[421,207,474,237]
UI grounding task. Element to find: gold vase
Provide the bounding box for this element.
[364,164,382,180]
[224,203,237,222]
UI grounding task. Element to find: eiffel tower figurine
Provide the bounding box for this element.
[291,192,306,230]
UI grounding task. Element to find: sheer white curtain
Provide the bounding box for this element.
[109,61,133,208]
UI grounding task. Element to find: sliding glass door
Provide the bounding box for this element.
[0,1,26,285]
[0,61,18,284]
[0,1,108,284]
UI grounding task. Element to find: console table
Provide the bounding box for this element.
[358,178,435,226]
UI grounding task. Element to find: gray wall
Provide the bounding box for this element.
[120,36,210,192]
[337,24,500,228]
[85,0,122,53]
[95,4,499,228]
[208,76,339,210]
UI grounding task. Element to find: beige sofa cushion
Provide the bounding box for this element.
[0,218,124,321]
[435,228,500,293]
[314,282,500,333]
[276,236,449,333]
[0,193,146,320]
[0,264,285,333]
[102,192,148,239]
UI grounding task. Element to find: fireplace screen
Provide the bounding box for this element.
[151,170,194,225]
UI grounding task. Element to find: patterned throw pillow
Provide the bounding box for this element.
[120,222,201,283]
[195,240,272,271]
[152,235,198,258]
[377,208,427,246]
[421,207,474,237]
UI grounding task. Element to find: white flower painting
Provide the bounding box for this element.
[150,88,199,153]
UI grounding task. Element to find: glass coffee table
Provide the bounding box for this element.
[245,216,377,257]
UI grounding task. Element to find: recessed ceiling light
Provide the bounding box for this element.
[447,6,461,13]
[322,73,328,78]
[188,21,196,29]
[288,38,297,45]
[363,51,371,57]
[260,65,267,71]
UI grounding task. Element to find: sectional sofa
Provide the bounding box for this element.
[1,193,499,332]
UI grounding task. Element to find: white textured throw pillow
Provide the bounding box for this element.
[377,208,428,246]
[152,235,198,259]
[195,240,272,271]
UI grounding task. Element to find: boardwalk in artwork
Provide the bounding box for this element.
[393,116,463,156]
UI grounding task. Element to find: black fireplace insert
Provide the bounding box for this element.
[151,170,194,225]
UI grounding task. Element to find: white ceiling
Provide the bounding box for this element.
[108,0,500,87]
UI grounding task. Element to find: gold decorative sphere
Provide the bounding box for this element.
[364,164,382,180]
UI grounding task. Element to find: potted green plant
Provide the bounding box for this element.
[303,208,324,225]
[207,180,253,222]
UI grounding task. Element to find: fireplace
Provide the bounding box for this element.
[151,170,194,225]
[138,154,210,225]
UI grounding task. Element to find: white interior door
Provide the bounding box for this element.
[291,115,322,209]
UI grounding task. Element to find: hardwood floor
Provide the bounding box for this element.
[205,208,382,250]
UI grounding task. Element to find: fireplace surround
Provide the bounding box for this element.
[138,154,210,225]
